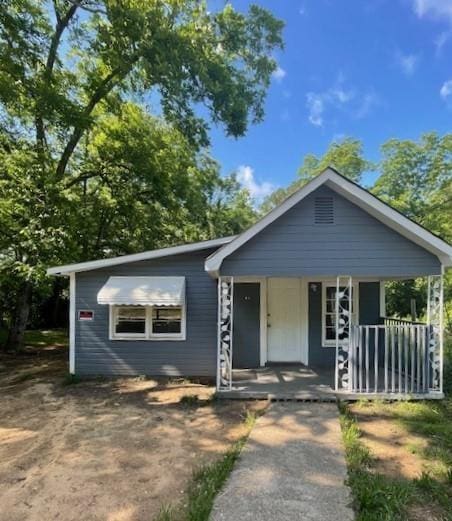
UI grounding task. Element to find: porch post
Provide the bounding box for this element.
[427,271,443,393]
[216,276,234,391]
[335,276,353,391]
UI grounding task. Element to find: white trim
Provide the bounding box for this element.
[322,279,359,348]
[109,304,186,341]
[69,273,75,374]
[379,281,386,316]
[205,168,452,274]
[48,236,236,275]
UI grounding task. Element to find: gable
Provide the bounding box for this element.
[220,185,441,277]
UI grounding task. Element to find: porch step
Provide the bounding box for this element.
[216,390,337,402]
[216,390,444,401]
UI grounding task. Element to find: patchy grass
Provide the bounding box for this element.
[0,329,68,386]
[0,328,68,350]
[155,407,264,521]
[62,373,82,386]
[340,398,452,520]
[340,335,452,520]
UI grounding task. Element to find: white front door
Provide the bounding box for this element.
[267,278,304,363]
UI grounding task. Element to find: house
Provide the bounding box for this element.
[48,168,452,399]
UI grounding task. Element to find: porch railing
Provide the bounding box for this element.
[381,316,425,327]
[345,323,439,395]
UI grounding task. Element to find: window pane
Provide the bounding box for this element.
[153,308,182,320]
[116,307,146,334]
[326,300,336,313]
[326,287,336,299]
[152,307,182,335]
[325,314,336,327]
[324,285,354,343]
[325,327,336,340]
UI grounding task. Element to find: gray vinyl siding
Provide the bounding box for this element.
[74,250,217,377]
[308,282,380,367]
[221,186,441,277]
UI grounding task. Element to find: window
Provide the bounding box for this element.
[322,284,358,347]
[110,305,185,340]
[114,307,146,337]
[152,306,182,335]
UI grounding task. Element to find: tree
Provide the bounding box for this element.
[373,133,452,235]
[0,0,283,350]
[67,103,257,261]
[373,132,452,325]
[260,137,372,213]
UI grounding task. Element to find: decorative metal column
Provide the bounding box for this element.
[217,277,234,391]
[427,273,443,393]
[335,276,353,391]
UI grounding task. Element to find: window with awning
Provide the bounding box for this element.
[97,277,186,340]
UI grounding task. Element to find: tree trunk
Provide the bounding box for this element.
[5,282,32,352]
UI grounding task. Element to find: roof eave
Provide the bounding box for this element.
[48,236,236,276]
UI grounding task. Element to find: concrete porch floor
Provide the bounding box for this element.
[221,365,336,401]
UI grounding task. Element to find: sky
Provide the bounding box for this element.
[207,0,452,202]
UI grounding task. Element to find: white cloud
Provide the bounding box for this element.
[435,30,451,53]
[440,79,452,99]
[306,92,325,126]
[355,92,379,119]
[236,165,275,202]
[413,0,452,23]
[306,76,376,127]
[412,1,452,54]
[395,51,419,76]
[272,65,286,82]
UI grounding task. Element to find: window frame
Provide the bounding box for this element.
[321,282,359,348]
[109,303,186,341]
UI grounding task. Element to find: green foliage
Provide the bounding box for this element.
[62,373,81,386]
[373,133,452,233]
[261,137,372,213]
[0,0,283,348]
[373,133,452,325]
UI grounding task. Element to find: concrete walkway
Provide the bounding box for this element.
[210,403,355,521]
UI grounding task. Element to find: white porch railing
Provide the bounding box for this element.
[335,274,443,398]
[345,323,437,395]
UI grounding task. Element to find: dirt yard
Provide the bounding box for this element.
[0,334,261,521]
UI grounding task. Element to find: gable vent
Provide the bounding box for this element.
[314,196,334,224]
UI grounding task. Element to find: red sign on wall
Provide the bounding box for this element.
[78,310,94,321]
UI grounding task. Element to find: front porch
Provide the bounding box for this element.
[227,365,336,400]
[216,275,444,400]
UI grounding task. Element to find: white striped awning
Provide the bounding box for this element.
[97,276,185,306]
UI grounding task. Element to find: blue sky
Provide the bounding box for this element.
[207,0,452,201]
